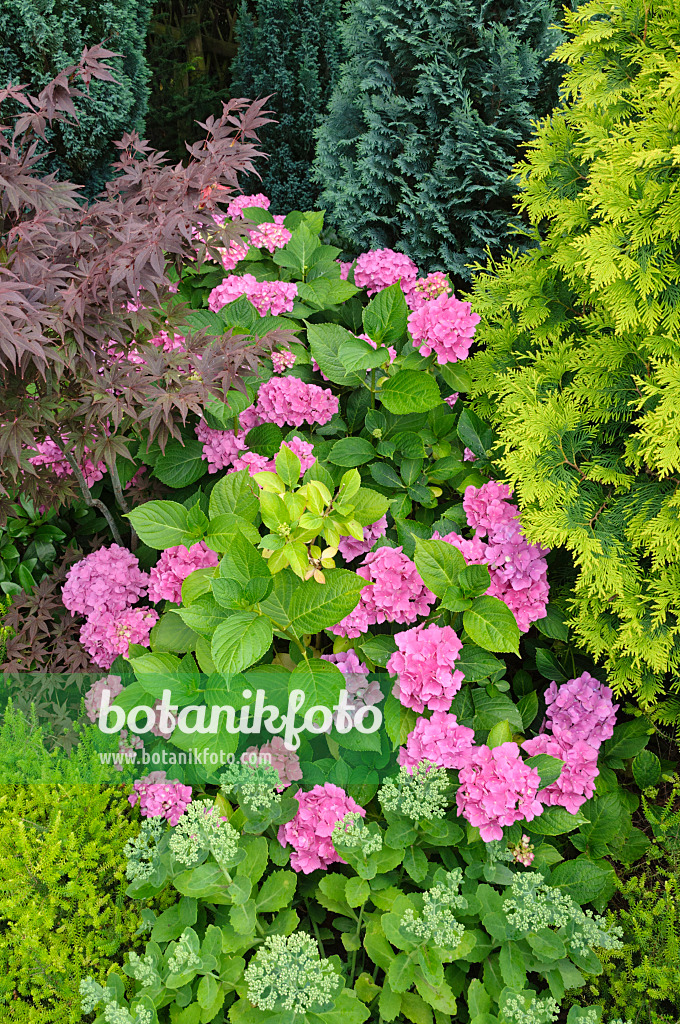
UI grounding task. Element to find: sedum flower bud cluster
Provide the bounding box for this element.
[169,799,239,868]
[219,761,282,812]
[379,761,449,820]
[124,819,165,881]
[80,979,151,1024]
[501,993,560,1024]
[244,933,341,1014]
[401,870,468,948]
[503,873,623,954]
[126,952,158,988]
[331,811,383,856]
[80,977,115,1014]
[167,931,201,975]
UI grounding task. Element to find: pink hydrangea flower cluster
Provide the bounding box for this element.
[249,215,291,253]
[147,542,219,605]
[240,737,303,790]
[508,834,535,866]
[444,392,460,408]
[84,675,123,723]
[79,607,159,669]
[232,450,272,475]
[407,292,480,365]
[462,481,517,535]
[338,261,353,280]
[407,272,452,310]
[443,528,549,633]
[455,742,544,842]
[278,783,365,873]
[255,376,338,428]
[128,770,193,826]
[196,414,315,477]
[271,349,296,373]
[208,274,297,316]
[399,711,475,770]
[516,673,617,814]
[321,650,383,728]
[195,419,248,472]
[463,448,476,462]
[226,193,270,218]
[337,515,388,561]
[388,624,465,713]
[63,544,149,616]
[543,672,618,746]
[331,546,435,638]
[522,732,599,814]
[234,436,315,478]
[29,437,106,488]
[322,649,369,684]
[218,239,249,271]
[436,481,550,633]
[116,729,144,770]
[353,249,419,297]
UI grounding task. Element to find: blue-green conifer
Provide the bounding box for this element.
[314,0,569,278]
[0,0,153,194]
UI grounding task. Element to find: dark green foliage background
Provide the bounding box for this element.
[230,0,345,213]
[0,0,153,194]
[313,0,570,279]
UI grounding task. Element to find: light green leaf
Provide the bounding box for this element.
[288,568,366,633]
[528,806,588,836]
[549,856,616,905]
[256,870,297,913]
[463,596,520,653]
[288,658,346,713]
[211,613,273,674]
[499,940,526,990]
[204,513,260,552]
[153,439,207,488]
[219,533,272,586]
[525,753,565,789]
[472,689,523,731]
[413,537,466,597]
[363,283,408,345]
[126,500,195,549]
[351,487,390,527]
[209,470,259,521]
[456,407,495,459]
[380,371,441,415]
[329,437,376,467]
[632,748,662,788]
[178,595,229,639]
[307,322,365,387]
[298,277,358,308]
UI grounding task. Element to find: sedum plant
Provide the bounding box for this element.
[79,768,625,1024]
[466,0,680,725]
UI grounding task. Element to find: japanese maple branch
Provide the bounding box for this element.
[50,438,124,546]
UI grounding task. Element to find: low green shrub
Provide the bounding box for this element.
[576,780,680,1024]
[0,701,137,784]
[0,784,164,1023]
